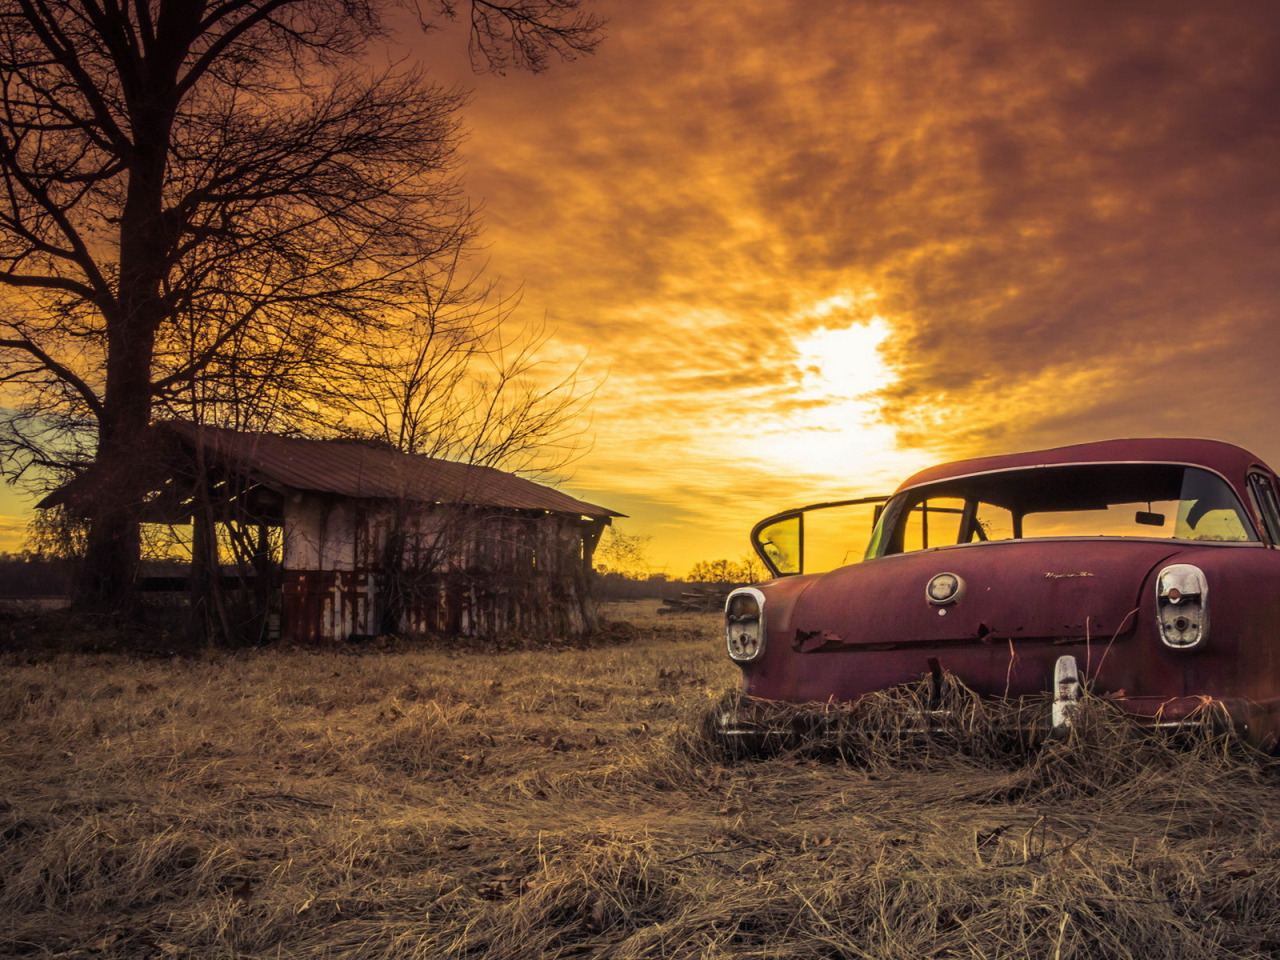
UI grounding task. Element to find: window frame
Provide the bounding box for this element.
[868,461,1260,559]
[1247,471,1280,546]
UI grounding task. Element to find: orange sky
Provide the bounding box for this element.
[5,0,1280,575]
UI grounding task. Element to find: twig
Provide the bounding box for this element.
[664,842,767,866]
[227,793,335,809]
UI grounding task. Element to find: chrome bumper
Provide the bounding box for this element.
[716,655,1252,754]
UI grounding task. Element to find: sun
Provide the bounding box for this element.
[794,315,896,408]
[754,297,920,487]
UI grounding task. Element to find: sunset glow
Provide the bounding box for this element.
[4,0,1280,579]
[758,311,900,472]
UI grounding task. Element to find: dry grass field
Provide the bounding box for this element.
[4,610,1280,959]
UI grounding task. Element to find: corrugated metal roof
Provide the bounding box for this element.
[162,422,622,518]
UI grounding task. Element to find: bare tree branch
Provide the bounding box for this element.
[0,0,603,613]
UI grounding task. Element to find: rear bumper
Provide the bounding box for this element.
[1106,695,1280,750]
[716,656,1280,754]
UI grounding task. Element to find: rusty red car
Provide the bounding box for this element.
[722,438,1280,751]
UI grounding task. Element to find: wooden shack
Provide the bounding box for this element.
[43,422,622,643]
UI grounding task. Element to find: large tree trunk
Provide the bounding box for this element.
[74,388,155,614]
[74,84,174,614]
[75,340,165,612]
[76,468,144,614]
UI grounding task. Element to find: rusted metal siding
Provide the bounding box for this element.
[279,493,599,643]
[281,570,374,644]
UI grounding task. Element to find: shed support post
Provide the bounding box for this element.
[191,506,215,641]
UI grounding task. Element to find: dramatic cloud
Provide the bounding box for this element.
[5,0,1276,569]
[407,0,1280,570]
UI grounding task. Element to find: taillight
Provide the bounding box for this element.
[1156,564,1208,649]
[725,588,767,662]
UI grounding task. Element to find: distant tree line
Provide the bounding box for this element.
[592,525,763,599]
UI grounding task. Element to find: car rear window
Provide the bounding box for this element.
[868,464,1257,557]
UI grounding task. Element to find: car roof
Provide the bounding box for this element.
[896,438,1272,493]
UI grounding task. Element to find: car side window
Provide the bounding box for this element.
[900,497,966,552]
[754,513,801,575]
[972,501,1015,541]
[1247,473,1280,545]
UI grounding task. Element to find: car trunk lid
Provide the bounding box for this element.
[789,539,1178,651]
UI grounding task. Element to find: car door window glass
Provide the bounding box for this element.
[900,497,966,552]
[972,502,1015,542]
[754,514,801,575]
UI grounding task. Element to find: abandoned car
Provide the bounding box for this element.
[722,438,1280,750]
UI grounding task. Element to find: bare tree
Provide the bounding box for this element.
[329,252,593,478]
[310,253,598,640]
[594,525,652,579]
[0,0,601,613]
